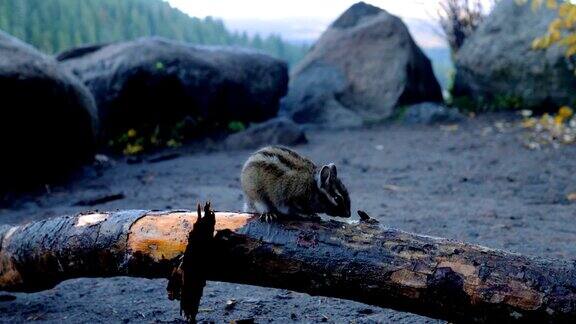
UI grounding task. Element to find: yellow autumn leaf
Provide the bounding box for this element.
[530,0,576,72]
[560,34,576,46]
[123,143,144,155]
[541,35,553,47]
[559,106,574,118]
[532,37,545,49]
[521,118,537,128]
[554,115,565,126]
[566,44,576,57]
[548,18,562,33]
[532,38,542,49]
[549,30,562,43]
[127,129,137,138]
[559,3,573,17]
[166,139,181,148]
[568,6,576,21]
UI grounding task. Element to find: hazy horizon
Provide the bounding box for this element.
[166,0,495,48]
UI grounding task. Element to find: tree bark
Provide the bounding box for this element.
[1,209,575,322]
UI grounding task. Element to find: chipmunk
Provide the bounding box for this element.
[241,146,351,220]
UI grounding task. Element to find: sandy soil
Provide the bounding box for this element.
[1,113,575,323]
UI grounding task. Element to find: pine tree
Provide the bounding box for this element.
[0,0,308,66]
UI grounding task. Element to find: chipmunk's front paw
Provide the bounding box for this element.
[259,212,279,223]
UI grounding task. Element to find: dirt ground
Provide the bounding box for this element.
[1,113,575,323]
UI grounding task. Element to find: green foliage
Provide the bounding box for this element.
[450,96,480,113]
[450,94,525,113]
[109,120,191,155]
[0,0,308,66]
[227,121,246,133]
[389,106,410,122]
[493,94,524,110]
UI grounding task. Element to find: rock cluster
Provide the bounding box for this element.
[282,2,443,127]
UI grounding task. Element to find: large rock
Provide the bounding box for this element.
[58,38,288,141]
[402,102,464,125]
[224,118,307,150]
[282,2,443,127]
[453,0,576,110]
[0,31,98,188]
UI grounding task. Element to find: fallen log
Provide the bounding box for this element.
[1,208,575,322]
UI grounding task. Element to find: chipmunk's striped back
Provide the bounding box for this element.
[245,146,315,174]
[241,146,351,219]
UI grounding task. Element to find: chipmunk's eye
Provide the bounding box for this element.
[334,196,342,204]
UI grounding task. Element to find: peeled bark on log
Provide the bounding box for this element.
[1,209,575,322]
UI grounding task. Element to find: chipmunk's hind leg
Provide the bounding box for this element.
[243,201,255,213]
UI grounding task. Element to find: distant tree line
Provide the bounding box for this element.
[0,0,308,66]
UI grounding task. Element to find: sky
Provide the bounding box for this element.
[166,0,443,20]
[166,0,495,47]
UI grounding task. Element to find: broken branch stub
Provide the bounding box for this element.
[1,209,575,322]
[179,203,217,322]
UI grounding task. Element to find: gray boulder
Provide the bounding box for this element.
[282,2,443,127]
[58,37,288,141]
[402,102,464,125]
[0,30,98,188]
[453,0,576,110]
[224,118,307,150]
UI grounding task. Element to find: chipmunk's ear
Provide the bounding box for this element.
[318,164,336,188]
[329,163,337,178]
